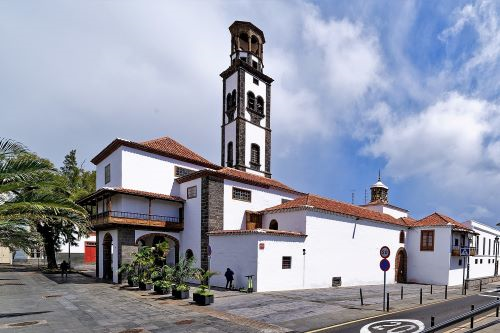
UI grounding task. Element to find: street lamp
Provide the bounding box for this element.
[495,236,499,276]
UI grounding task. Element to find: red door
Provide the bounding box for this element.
[84,241,96,264]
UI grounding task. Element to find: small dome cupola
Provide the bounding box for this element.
[370,171,389,204]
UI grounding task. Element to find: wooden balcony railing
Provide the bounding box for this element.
[451,246,477,256]
[91,211,183,230]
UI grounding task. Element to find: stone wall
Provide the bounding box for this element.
[200,176,224,270]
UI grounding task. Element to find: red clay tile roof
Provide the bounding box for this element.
[262,194,407,226]
[399,216,417,226]
[91,136,220,169]
[176,167,303,195]
[207,229,306,237]
[77,187,184,205]
[411,212,472,231]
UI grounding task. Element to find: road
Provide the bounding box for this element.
[310,287,500,333]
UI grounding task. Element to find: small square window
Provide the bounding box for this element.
[475,259,478,264]
[104,164,111,184]
[480,259,483,264]
[458,259,462,266]
[252,60,258,69]
[253,78,259,85]
[282,256,292,269]
[420,230,435,251]
[187,186,197,199]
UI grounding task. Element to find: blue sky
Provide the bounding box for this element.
[1,0,500,225]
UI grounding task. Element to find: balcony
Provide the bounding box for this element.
[451,246,477,256]
[91,211,183,231]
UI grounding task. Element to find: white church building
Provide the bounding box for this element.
[78,21,500,292]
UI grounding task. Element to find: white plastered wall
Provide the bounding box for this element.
[304,210,406,287]
[209,234,258,290]
[406,226,452,285]
[120,146,205,196]
[262,210,307,234]
[222,179,298,230]
[178,178,202,266]
[466,221,500,279]
[96,147,122,189]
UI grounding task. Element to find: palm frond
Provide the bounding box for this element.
[0,138,26,159]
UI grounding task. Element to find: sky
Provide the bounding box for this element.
[1,0,500,226]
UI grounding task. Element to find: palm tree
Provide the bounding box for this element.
[0,138,89,268]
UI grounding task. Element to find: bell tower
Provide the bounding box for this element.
[370,171,389,204]
[220,21,273,178]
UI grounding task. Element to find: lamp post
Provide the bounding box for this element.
[467,235,472,280]
[495,236,499,276]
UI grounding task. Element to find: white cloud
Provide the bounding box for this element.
[302,11,385,105]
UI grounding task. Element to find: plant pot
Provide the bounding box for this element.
[160,288,171,295]
[193,293,213,306]
[145,283,153,290]
[127,277,134,287]
[172,289,189,299]
[138,282,146,290]
[154,284,161,293]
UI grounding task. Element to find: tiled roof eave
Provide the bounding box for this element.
[207,229,307,238]
[262,206,407,227]
[176,169,304,195]
[91,138,221,170]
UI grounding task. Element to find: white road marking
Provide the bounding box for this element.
[360,319,425,333]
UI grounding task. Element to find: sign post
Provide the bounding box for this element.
[460,247,470,294]
[379,246,391,312]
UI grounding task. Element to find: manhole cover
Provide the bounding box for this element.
[8,321,40,327]
[118,329,144,333]
[175,319,194,325]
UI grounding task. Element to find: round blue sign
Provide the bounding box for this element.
[380,258,390,272]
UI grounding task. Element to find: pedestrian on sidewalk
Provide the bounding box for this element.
[60,260,69,279]
[225,268,234,290]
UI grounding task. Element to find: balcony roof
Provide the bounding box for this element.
[77,187,185,205]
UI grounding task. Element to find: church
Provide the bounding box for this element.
[78,21,500,292]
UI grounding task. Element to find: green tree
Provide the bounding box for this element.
[0,139,89,268]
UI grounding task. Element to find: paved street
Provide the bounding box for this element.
[1,266,499,333]
[0,266,287,333]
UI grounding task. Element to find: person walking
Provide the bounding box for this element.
[60,260,69,279]
[225,268,234,290]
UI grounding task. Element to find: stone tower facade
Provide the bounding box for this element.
[220,21,273,178]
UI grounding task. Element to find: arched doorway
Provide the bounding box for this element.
[136,233,180,265]
[395,248,408,283]
[102,233,113,281]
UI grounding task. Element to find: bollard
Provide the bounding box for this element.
[471,305,474,328]
[496,297,499,317]
[387,293,390,312]
[420,288,423,304]
[431,316,435,327]
[401,286,403,300]
[431,284,433,294]
[360,288,364,306]
[480,280,482,292]
[445,285,448,300]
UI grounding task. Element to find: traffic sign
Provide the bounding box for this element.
[380,246,391,259]
[460,247,470,256]
[380,258,390,272]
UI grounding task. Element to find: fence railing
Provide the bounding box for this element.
[422,298,500,332]
[91,211,181,223]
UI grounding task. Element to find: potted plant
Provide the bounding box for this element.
[172,256,196,299]
[193,269,218,305]
[117,263,136,287]
[154,279,172,295]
